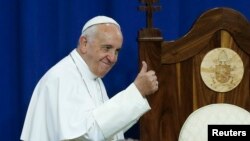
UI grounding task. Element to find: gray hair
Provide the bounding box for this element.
[81,25,98,43]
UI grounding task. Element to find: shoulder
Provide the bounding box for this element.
[39,56,81,87]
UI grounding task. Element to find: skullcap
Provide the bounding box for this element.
[82,16,120,34]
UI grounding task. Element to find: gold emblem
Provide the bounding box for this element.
[200,48,244,92]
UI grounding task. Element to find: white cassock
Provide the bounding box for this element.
[20,49,151,141]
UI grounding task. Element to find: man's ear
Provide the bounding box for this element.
[78,36,88,53]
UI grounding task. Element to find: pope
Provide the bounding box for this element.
[20,16,158,141]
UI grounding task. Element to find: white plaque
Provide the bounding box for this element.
[200,48,244,92]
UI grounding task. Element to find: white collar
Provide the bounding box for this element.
[70,49,98,80]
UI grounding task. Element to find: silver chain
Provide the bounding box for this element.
[69,54,104,104]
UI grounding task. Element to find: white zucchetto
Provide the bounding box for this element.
[81,16,120,34]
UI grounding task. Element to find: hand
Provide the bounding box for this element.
[134,61,158,97]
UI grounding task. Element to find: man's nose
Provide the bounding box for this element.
[107,51,117,63]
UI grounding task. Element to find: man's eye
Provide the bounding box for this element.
[102,46,111,51]
[115,49,120,55]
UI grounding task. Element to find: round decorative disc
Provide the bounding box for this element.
[200,48,244,92]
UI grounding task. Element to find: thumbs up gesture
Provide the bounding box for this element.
[134,61,158,97]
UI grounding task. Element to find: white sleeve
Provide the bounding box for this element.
[92,83,151,139]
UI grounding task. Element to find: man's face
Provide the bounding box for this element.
[80,24,123,77]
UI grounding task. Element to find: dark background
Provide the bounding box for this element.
[0,0,249,140]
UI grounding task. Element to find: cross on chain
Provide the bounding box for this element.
[139,0,161,28]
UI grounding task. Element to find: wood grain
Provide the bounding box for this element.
[138,8,250,141]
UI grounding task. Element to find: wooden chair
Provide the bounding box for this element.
[138,3,250,141]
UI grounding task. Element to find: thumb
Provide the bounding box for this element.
[139,61,147,73]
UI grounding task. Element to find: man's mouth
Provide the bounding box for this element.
[101,61,112,67]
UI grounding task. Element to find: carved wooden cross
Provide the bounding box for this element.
[139,0,161,28]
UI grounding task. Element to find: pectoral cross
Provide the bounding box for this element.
[138,0,161,28]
